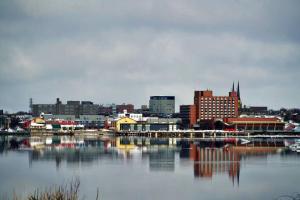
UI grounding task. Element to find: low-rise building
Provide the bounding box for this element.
[117,111,143,121]
[223,117,285,131]
[111,117,137,132]
[112,116,181,132]
[78,115,106,129]
[42,114,105,129]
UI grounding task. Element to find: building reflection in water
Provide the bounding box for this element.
[0,135,284,184]
[26,137,177,172]
[28,138,119,169]
[116,137,176,171]
[148,149,175,171]
[190,144,240,185]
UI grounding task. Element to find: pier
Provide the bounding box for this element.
[115,130,300,139]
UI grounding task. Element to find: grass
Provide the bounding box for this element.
[3,179,100,200]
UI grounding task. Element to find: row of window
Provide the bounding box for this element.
[200,97,235,100]
[200,107,235,109]
[200,108,235,112]
[200,113,236,115]
[200,116,235,119]
[200,101,236,105]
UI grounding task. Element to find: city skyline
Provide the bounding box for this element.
[1,0,300,112]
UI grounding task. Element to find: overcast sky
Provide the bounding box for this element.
[0,0,300,112]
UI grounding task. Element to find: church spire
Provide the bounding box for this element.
[237,81,240,100]
[232,81,235,92]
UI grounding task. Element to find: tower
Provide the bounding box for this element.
[232,82,235,92]
[237,81,240,100]
[236,81,242,109]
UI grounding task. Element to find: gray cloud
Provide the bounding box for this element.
[0,0,300,112]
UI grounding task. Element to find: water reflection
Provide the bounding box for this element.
[190,145,240,185]
[0,135,292,182]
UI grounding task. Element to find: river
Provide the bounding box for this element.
[0,136,299,200]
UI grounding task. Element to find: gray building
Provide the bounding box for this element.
[32,98,100,117]
[149,96,175,115]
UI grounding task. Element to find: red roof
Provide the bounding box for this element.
[226,117,281,123]
[46,120,77,125]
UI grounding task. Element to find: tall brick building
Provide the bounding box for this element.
[194,90,239,121]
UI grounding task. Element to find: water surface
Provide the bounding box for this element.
[0,136,299,200]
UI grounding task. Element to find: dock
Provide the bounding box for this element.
[115,130,300,139]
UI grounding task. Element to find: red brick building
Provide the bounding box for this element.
[194,90,239,121]
[116,104,134,113]
[180,105,196,129]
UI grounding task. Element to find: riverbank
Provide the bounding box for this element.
[1,129,300,139]
[0,129,109,137]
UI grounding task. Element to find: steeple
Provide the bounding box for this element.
[232,82,235,92]
[237,81,240,100]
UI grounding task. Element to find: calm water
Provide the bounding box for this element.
[0,136,300,200]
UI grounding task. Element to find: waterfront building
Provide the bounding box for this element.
[145,117,180,131]
[29,117,46,130]
[179,105,196,129]
[223,117,285,131]
[78,115,106,128]
[112,116,181,132]
[111,117,137,132]
[194,89,239,121]
[149,96,175,115]
[43,114,76,121]
[46,120,79,131]
[42,114,105,129]
[117,111,143,121]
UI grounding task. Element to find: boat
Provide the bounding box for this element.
[296,145,300,153]
[289,139,300,152]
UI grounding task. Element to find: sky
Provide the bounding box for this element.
[0,0,300,112]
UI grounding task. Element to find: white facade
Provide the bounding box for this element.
[117,112,143,121]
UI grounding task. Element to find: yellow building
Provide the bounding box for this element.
[30,117,46,130]
[111,117,137,132]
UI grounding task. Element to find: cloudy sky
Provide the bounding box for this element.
[0,0,300,112]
